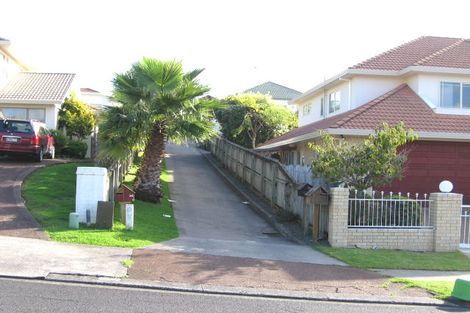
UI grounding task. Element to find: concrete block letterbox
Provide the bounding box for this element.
[75,167,109,224]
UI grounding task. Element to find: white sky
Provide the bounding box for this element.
[1,0,470,97]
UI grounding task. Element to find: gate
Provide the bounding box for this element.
[461,205,470,248]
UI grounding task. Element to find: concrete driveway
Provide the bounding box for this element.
[0,157,63,239]
[149,144,343,266]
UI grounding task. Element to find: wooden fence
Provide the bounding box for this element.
[105,158,132,201]
[210,137,318,231]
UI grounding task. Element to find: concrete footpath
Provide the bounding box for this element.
[374,268,470,282]
[0,236,131,278]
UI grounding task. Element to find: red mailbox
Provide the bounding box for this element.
[115,185,135,203]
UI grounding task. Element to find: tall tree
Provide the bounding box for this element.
[215,93,297,148]
[99,58,218,202]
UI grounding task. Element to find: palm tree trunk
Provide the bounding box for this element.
[135,122,166,203]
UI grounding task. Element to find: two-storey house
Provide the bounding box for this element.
[0,37,75,129]
[257,36,470,201]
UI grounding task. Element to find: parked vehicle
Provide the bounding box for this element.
[0,119,55,162]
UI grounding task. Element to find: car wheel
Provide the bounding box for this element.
[34,149,43,162]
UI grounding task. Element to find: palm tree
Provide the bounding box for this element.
[99,58,217,203]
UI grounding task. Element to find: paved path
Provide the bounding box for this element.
[0,236,131,278]
[148,144,342,265]
[0,158,65,239]
[375,269,470,282]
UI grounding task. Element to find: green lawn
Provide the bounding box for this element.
[22,162,178,248]
[390,278,454,299]
[314,244,470,271]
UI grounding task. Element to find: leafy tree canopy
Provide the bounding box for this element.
[309,122,417,190]
[58,94,96,139]
[215,93,297,148]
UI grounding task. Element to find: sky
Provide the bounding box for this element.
[1,0,470,98]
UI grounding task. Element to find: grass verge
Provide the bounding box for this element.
[314,244,470,271]
[22,162,178,248]
[390,278,454,299]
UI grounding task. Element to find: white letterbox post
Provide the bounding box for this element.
[125,203,134,230]
[75,167,109,224]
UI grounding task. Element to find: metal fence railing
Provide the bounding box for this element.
[461,205,470,248]
[348,190,432,228]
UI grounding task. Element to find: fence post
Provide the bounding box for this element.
[261,160,266,196]
[430,192,462,252]
[328,187,349,248]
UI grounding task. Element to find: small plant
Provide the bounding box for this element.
[121,259,135,269]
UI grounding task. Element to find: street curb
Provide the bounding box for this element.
[42,273,453,307]
[199,149,306,245]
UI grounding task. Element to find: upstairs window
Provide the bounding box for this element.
[440,82,470,109]
[302,103,312,116]
[329,91,341,114]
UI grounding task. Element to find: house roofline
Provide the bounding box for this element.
[291,66,470,105]
[256,128,470,150]
[0,99,61,105]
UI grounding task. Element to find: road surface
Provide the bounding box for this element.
[0,278,463,313]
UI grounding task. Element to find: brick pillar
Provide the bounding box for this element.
[430,192,462,252]
[328,187,349,248]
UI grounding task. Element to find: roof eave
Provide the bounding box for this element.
[290,69,400,105]
[290,66,470,106]
[0,99,61,105]
[257,127,470,150]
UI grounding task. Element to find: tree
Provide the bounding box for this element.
[309,123,417,190]
[215,93,297,148]
[58,94,96,139]
[98,58,218,203]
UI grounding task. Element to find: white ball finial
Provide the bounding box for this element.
[439,180,453,193]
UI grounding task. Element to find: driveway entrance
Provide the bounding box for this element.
[149,144,343,266]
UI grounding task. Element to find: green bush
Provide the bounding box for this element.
[63,140,88,159]
[50,130,87,159]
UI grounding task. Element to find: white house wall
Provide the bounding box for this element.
[350,76,403,109]
[297,81,350,127]
[411,73,470,109]
[0,50,21,87]
[0,103,58,129]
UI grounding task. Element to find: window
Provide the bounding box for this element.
[329,91,341,114]
[0,108,46,122]
[440,82,470,109]
[302,103,312,116]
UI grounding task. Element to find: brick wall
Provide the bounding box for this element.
[328,188,462,252]
[347,228,434,251]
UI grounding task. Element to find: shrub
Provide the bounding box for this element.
[51,129,88,159]
[62,140,88,159]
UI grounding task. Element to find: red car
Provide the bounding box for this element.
[0,119,55,162]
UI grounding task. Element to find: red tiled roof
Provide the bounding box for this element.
[258,84,470,148]
[350,36,469,70]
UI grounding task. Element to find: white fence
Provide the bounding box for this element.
[348,190,432,228]
[461,205,470,248]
